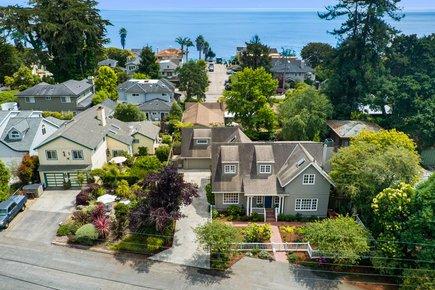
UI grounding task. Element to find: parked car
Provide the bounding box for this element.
[216,58,223,64]
[208,63,215,72]
[0,195,27,229]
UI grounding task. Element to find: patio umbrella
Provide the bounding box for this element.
[97,194,117,205]
[109,156,127,164]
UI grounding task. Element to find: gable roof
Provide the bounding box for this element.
[118,79,175,95]
[138,99,172,112]
[98,59,118,67]
[180,127,251,159]
[18,79,92,97]
[211,141,334,194]
[270,57,313,74]
[182,102,225,127]
[327,120,381,138]
[159,60,178,70]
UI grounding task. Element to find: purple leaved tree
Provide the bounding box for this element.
[130,166,199,232]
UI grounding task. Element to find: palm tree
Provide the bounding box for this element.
[175,36,187,52]
[184,38,194,62]
[195,35,205,59]
[119,28,127,49]
[202,41,210,61]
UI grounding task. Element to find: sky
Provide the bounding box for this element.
[1,0,435,11]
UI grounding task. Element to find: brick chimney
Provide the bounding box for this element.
[96,106,106,126]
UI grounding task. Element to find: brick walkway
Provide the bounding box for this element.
[270,225,288,263]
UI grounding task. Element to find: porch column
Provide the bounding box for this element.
[246,196,250,216]
[280,197,285,214]
[278,197,282,214]
[250,196,253,215]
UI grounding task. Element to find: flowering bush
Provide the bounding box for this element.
[243,223,272,242]
[72,210,92,224]
[92,203,105,221]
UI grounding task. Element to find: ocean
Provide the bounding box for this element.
[101,10,435,59]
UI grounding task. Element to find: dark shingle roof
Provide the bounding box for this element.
[138,99,172,112]
[270,58,313,74]
[18,79,92,97]
[118,79,174,95]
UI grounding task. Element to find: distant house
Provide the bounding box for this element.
[138,99,173,121]
[35,101,160,188]
[97,59,118,68]
[236,46,279,59]
[158,59,179,82]
[125,57,140,74]
[118,79,175,121]
[179,127,251,169]
[0,110,64,168]
[156,48,183,65]
[326,120,381,148]
[211,141,335,219]
[17,79,94,112]
[182,102,225,127]
[271,57,314,84]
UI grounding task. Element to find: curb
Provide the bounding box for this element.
[51,240,116,255]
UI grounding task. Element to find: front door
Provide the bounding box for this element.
[265,196,272,208]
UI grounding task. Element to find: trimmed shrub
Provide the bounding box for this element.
[138,146,148,156]
[161,134,172,145]
[146,236,165,253]
[211,208,219,219]
[250,212,263,222]
[258,250,270,260]
[57,221,80,236]
[243,223,272,243]
[112,202,131,239]
[205,183,214,205]
[76,190,90,206]
[287,252,298,263]
[155,144,171,163]
[75,224,99,245]
[226,205,243,220]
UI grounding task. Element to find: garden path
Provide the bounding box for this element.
[149,170,211,269]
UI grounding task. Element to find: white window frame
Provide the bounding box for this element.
[295,198,318,211]
[46,150,58,160]
[273,196,280,207]
[223,193,239,205]
[61,96,71,103]
[223,164,237,174]
[71,150,84,160]
[45,96,52,100]
[25,97,35,103]
[259,164,272,174]
[195,139,208,145]
[302,174,316,185]
[255,196,264,206]
[112,150,124,157]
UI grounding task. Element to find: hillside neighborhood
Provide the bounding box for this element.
[0,0,434,289]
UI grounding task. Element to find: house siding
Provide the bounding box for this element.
[37,137,93,166]
[106,136,131,158]
[120,92,171,105]
[183,158,210,169]
[282,165,331,217]
[91,139,108,169]
[131,133,155,155]
[29,119,59,155]
[0,144,25,169]
[214,192,247,210]
[18,96,79,112]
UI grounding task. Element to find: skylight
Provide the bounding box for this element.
[297,158,305,167]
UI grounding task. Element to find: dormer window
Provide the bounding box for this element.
[224,164,237,174]
[9,130,21,140]
[196,139,208,145]
[42,124,46,135]
[259,164,272,174]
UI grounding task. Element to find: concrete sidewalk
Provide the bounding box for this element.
[149,170,211,269]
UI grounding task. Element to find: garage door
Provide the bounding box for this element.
[44,172,80,188]
[183,159,210,169]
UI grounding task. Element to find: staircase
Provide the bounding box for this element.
[265,208,275,222]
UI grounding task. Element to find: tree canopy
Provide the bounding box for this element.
[137,46,160,79]
[0,0,111,82]
[0,38,22,84]
[94,66,118,101]
[300,42,335,68]
[4,65,40,91]
[239,35,272,70]
[278,83,332,141]
[102,47,134,67]
[114,103,146,122]
[223,67,278,139]
[0,160,11,201]
[177,60,209,101]
[330,130,421,222]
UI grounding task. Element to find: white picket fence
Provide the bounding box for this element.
[232,242,323,259]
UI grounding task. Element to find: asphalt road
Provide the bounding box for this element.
[0,237,359,290]
[205,64,228,102]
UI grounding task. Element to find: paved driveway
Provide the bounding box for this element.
[150,170,211,269]
[206,63,228,102]
[2,190,78,244]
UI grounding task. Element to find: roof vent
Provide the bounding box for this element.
[297,158,305,167]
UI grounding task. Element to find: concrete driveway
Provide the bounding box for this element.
[206,63,228,102]
[150,170,211,269]
[2,190,78,244]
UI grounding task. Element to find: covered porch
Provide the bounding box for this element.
[245,194,287,220]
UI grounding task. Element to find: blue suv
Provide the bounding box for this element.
[0,195,27,229]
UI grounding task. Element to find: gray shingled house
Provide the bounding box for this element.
[211,141,335,220]
[179,127,251,169]
[271,57,314,84]
[17,79,94,112]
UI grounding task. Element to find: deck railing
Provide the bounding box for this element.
[274,207,279,222]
